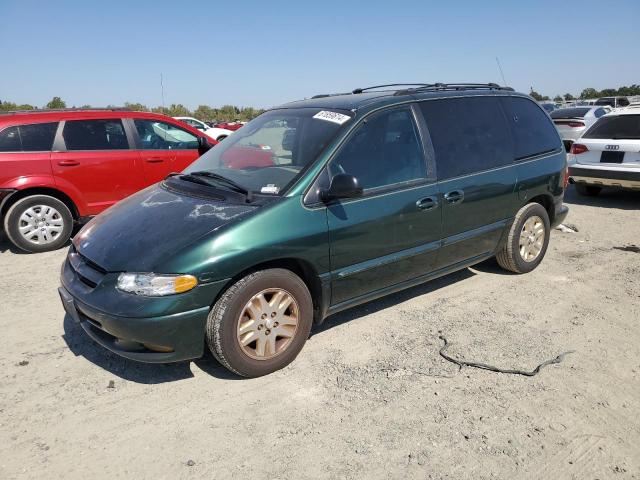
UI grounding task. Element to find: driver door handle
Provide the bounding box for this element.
[145,157,164,163]
[416,196,438,210]
[444,190,464,205]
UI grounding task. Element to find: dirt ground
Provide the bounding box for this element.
[1,187,639,479]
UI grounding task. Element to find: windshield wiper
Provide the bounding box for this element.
[167,172,213,187]
[189,171,253,202]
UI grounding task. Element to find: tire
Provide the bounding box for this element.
[3,195,74,253]
[206,268,313,377]
[496,203,550,274]
[575,184,601,196]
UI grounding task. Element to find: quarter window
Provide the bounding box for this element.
[134,120,199,150]
[328,107,426,190]
[419,97,513,180]
[501,97,560,160]
[0,126,22,152]
[63,119,129,150]
[0,123,58,152]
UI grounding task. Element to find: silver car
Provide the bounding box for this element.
[551,106,611,151]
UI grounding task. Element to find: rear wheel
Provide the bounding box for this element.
[496,203,550,274]
[4,195,74,253]
[574,184,601,196]
[206,269,313,377]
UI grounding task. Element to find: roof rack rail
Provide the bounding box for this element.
[351,83,434,94]
[310,92,351,99]
[0,107,133,115]
[394,83,513,96]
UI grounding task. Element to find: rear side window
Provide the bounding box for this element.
[419,97,513,180]
[583,115,640,140]
[502,97,560,160]
[594,108,607,118]
[134,120,199,150]
[63,119,129,150]
[0,123,58,152]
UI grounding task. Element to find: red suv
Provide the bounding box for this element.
[0,109,215,252]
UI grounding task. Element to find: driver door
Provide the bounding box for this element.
[325,105,442,306]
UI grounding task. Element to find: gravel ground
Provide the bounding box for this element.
[1,187,639,479]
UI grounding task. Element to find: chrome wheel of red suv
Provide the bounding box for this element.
[4,195,73,253]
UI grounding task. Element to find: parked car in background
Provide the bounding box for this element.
[173,116,234,141]
[58,83,568,377]
[0,109,215,252]
[540,102,556,113]
[568,109,640,195]
[550,106,611,151]
[595,96,630,110]
[214,121,244,131]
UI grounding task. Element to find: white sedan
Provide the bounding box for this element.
[567,107,640,196]
[173,116,234,142]
[550,106,611,151]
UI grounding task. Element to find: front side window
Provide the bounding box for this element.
[63,119,128,150]
[0,123,58,152]
[420,97,513,180]
[502,97,560,160]
[328,107,426,190]
[134,120,198,150]
[184,108,352,194]
[583,114,640,139]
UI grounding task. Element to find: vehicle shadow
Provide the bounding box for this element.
[313,267,476,336]
[564,185,640,210]
[62,267,481,383]
[61,314,239,384]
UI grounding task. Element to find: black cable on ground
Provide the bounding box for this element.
[438,335,574,377]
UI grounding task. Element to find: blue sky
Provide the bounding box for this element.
[1,0,638,109]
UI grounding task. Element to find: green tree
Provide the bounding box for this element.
[553,95,563,102]
[193,105,216,121]
[580,88,599,99]
[529,89,544,101]
[46,96,66,109]
[164,103,190,117]
[124,102,149,112]
[564,93,574,101]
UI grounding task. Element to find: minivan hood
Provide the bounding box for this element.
[73,184,257,272]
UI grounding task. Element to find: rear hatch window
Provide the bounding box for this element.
[583,115,640,139]
[550,108,590,119]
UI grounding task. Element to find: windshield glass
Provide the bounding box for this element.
[184,107,353,195]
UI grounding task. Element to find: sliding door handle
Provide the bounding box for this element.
[444,190,464,205]
[416,196,438,210]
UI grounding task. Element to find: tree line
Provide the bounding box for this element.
[529,84,640,103]
[0,97,266,122]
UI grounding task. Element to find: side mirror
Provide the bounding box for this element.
[197,136,213,155]
[320,174,362,202]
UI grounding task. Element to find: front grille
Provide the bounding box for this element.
[68,248,107,289]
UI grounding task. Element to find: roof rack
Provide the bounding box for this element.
[0,107,132,115]
[351,84,433,94]
[394,83,514,95]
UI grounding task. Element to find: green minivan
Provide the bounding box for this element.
[59,83,569,377]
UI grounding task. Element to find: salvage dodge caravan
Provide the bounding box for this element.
[59,83,569,377]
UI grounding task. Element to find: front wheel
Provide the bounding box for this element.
[206,269,313,377]
[3,195,74,253]
[496,203,550,274]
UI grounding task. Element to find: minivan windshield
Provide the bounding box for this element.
[184,108,353,195]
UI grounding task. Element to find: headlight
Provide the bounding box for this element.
[116,273,198,296]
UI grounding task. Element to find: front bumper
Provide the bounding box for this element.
[59,285,210,362]
[59,250,230,363]
[569,165,640,190]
